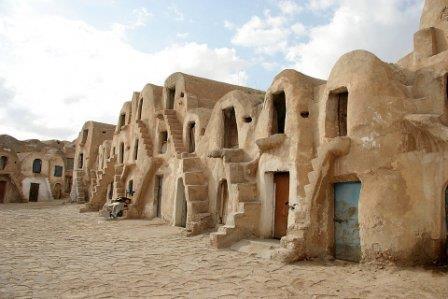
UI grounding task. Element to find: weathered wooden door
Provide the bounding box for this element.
[274,172,289,239]
[218,180,229,224]
[334,181,361,262]
[29,183,39,202]
[0,181,6,203]
[53,183,62,199]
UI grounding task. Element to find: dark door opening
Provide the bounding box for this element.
[0,181,6,203]
[188,122,196,153]
[175,178,187,228]
[218,180,229,224]
[337,92,348,136]
[274,172,289,239]
[154,175,163,218]
[272,91,286,134]
[29,183,40,202]
[334,181,361,262]
[137,99,143,120]
[223,107,238,148]
[53,183,62,199]
[167,87,175,109]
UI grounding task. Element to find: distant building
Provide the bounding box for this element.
[0,135,75,203]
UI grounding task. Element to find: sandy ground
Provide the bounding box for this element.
[1,202,448,298]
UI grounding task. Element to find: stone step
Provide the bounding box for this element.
[184,171,205,185]
[189,200,209,214]
[311,157,320,170]
[186,184,208,202]
[182,157,202,172]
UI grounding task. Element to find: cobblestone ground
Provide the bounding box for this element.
[1,202,448,298]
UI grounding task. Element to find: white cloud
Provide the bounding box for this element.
[224,20,235,30]
[286,0,422,79]
[176,32,189,39]
[278,0,302,15]
[291,22,307,36]
[231,11,289,54]
[307,0,338,11]
[169,4,184,22]
[0,2,248,140]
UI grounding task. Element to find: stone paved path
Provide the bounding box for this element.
[1,202,448,298]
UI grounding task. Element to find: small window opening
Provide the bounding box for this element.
[127,180,134,196]
[108,182,113,199]
[326,89,348,138]
[243,116,252,123]
[81,129,89,144]
[134,139,139,160]
[180,92,185,98]
[102,131,106,134]
[0,156,7,170]
[223,107,239,149]
[300,111,310,118]
[54,165,63,177]
[188,122,196,153]
[119,142,125,164]
[33,159,42,174]
[167,87,175,109]
[78,153,84,169]
[159,131,168,154]
[272,91,286,134]
[119,114,126,127]
[137,98,143,120]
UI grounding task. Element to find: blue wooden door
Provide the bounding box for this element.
[334,181,361,262]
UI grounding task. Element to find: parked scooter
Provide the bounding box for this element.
[104,196,131,219]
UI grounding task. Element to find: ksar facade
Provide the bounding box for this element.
[75,0,448,265]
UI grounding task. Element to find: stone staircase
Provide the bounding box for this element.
[276,137,351,262]
[136,120,153,156]
[163,109,186,154]
[71,169,86,203]
[210,149,261,248]
[82,155,116,211]
[181,153,212,235]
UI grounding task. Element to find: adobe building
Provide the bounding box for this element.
[78,0,448,265]
[70,121,115,203]
[0,135,75,203]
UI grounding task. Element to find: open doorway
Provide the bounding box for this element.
[187,122,196,153]
[53,183,62,199]
[273,172,289,239]
[327,90,348,137]
[223,107,238,148]
[0,181,6,203]
[154,175,163,218]
[175,178,187,227]
[29,183,39,202]
[334,181,361,262]
[167,87,175,109]
[218,180,229,224]
[272,92,286,134]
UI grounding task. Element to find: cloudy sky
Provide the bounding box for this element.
[0,0,423,141]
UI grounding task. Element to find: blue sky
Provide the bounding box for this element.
[0,0,423,140]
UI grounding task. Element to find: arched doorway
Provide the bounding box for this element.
[187,122,196,153]
[223,107,238,148]
[175,178,187,228]
[53,183,62,199]
[218,180,229,224]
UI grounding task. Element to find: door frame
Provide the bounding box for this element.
[264,171,290,239]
